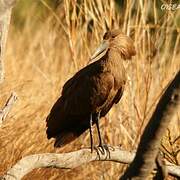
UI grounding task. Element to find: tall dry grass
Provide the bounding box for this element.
[0,0,179,179]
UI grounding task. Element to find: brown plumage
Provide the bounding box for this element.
[46,30,136,149]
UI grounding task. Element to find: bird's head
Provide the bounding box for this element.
[90,29,136,62]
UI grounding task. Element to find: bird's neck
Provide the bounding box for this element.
[105,48,124,70]
[104,48,127,84]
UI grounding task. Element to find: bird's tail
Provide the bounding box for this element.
[54,131,78,147]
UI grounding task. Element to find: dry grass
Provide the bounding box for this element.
[0,0,179,179]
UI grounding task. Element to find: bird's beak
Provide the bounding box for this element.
[90,40,109,62]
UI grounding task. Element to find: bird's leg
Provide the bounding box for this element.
[89,113,94,153]
[89,113,101,158]
[95,112,103,147]
[95,112,110,158]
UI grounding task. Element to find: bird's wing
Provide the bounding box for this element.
[61,69,115,115]
[60,61,115,112]
[46,65,115,146]
[61,61,101,96]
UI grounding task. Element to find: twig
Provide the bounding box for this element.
[0,92,17,127]
[1,146,179,180]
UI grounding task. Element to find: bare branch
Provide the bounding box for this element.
[0,92,17,127]
[1,147,179,180]
[0,0,16,82]
[120,70,180,179]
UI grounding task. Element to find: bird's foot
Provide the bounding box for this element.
[96,144,111,159]
[90,144,114,160]
[98,144,109,154]
[91,145,101,159]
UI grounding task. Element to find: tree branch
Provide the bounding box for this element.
[0,92,17,127]
[120,70,180,179]
[0,0,16,82]
[1,147,179,180]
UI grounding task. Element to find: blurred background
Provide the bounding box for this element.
[0,0,179,179]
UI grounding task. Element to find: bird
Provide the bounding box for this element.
[46,29,136,152]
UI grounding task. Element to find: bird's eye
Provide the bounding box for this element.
[103,32,110,40]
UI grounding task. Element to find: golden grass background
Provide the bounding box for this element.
[0,0,179,179]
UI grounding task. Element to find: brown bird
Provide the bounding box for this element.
[46,30,136,151]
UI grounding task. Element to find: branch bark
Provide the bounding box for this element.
[1,147,180,180]
[0,0,16,82]
[120,70,180,179]
[0,92,17,127]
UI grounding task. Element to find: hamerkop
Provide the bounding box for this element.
[46,30,136,151]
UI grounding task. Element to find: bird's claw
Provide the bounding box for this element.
[98,144,109,154]
[91,145,101,158]
[91,144,111,160]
